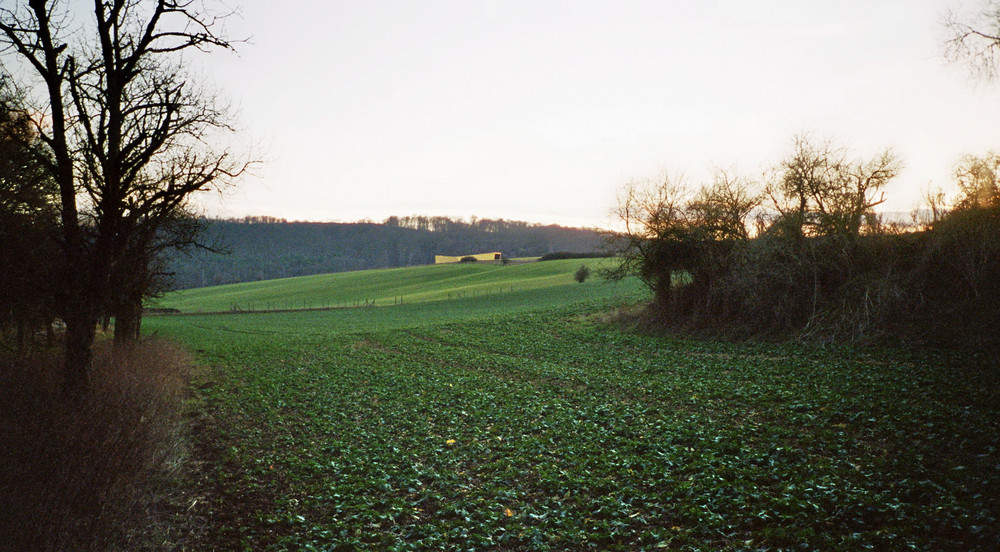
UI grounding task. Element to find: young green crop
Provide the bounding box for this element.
[153,258,626,313]
[145,270,1000,551]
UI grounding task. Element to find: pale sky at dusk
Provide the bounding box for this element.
[194,0,1000,228]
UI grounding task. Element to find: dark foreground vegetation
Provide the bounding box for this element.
[0,2,241,549]
[0,339,192,551]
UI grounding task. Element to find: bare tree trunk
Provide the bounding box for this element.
[653,270,673,313]
[16,317,26,351]
[113,296,143,345]
[62,305,95,398]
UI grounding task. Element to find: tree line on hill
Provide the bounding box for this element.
[608,135,1000,354]
[164,216,604,289]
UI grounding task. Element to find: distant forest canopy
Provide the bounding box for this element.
[163,216,604,290]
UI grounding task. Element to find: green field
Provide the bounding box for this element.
[153,259,620,313]
[146,261,1000,551]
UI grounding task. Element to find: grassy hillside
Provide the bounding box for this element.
[163,217,604,290]
[153,258,628,314]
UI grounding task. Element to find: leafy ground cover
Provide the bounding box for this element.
[146,266,999,551]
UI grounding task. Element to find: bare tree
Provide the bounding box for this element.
[766,135,900,241]
[822,149,900,237]
[109,205,206,343]
[953,152,1000,209]
[766,135,839,240]
[605,173,692,310]
[911,184,950,229]
[1,0,247,395]
[946,1,1000,80]
[607,169,761,313]
[689,168,761,242]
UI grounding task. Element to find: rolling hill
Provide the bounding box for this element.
[152,257,638,315]
[162,217,605,290]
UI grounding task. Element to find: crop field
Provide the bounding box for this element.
[146,262,1000,551]
[153,258,617,313]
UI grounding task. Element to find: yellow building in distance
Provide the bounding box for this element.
[434,252,503,264]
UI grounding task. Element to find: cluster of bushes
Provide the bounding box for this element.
[610,137,1000,353]
[695,215,999,350]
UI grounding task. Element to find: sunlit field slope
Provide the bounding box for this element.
[154,258,622,314]
[144,264,999,551]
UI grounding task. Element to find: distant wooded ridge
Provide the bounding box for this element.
[162,216,605,290]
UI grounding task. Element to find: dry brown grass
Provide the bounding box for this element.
[0,338,193,552]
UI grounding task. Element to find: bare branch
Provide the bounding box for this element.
[944,2,1000,81]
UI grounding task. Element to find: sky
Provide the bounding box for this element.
[191,0,1000,229]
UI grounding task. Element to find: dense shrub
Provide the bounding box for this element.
[908,206,1000,351]
[459,256,478,263]
[642,209,999,353]
[610,137,999,353]
[699,233,919,340]
[0,340,192,551]
[0,86,61,350]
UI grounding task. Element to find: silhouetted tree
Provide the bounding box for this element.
[606,173,693,310]
[110,207,206,343]
[688,169,760,242]
[764,135,900,242]
[1,0,246,394]
[0,80,60,348]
